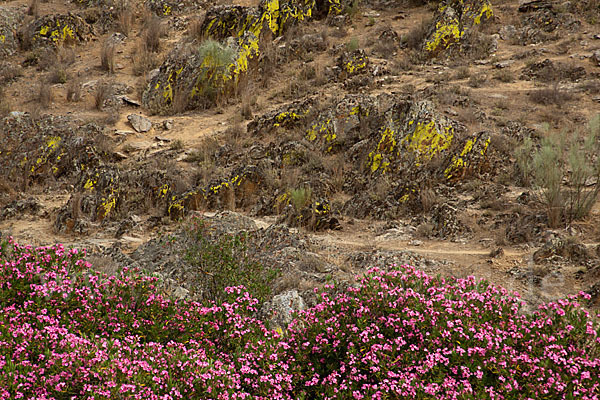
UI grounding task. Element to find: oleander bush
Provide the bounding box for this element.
[0,238,599,399]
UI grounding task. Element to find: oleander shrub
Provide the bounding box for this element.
[0,238,599,399]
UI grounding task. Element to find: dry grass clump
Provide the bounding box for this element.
[0,63,23,82]
[38,79,52,109]
[131,41,159,76]
[494,69,515,83]
[116,8,134,36]
[530,84,572,106]
[144,17,163,53]
[95,81,114,110]
[27,0,39,17]
[101,39,116,74]
[0,87,11,117]
[66,77,82,102]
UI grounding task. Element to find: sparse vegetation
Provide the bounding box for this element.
[100,39,116,74]
[131,41,159,76]
[38,79,52,108]
[144,16,163,53]
[66,77,82,102]
[116,5,134,36]
[516,115,600,227]
[183,218,280,304]
[94,80,113,110]
[530,84,572,106]
[493,68,514,83]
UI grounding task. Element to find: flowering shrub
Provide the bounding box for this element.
[0,238,599,399]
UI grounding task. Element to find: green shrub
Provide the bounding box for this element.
[192,39,237,107]
[290,186,312,212]
[515,114,600,227]
[184,219,280,305]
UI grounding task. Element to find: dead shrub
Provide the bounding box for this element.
[48,65,68,84]
[131,41,158,76]
[187,16,205,41]
[494,69,515,83]
[419,188,438,212]
[144,17,163,53]
[453,66,470,80]
[468,73,487,88]
[27,0,39,18]
[0,87,11,117]
[36,48,58,71]
[402,18,430,50]
[95,81,113,110]
[101,39,116,74]
[38,80,52,108]
[530,84,572,106]
[0,63,23,82]
[117,8,134,36]
[66,77,82,102]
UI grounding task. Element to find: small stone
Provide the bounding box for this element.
[127,114,152,133]
[163,120,174,130]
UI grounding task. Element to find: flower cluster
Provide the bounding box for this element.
[1,238,599,399]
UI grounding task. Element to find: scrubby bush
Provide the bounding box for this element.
[1,239,598,399]
[193,39,237,106]
[515,114,600,227]
[184,219,280,305]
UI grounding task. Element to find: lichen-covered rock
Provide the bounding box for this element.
[201,5,264,40]
[533,237,590,264]
[22,13,92,48]
[144,0,204,16]
[247,98,314,136]
[367,100,460,173]
[306,94,376,153]
[431,203,471,240]
[443,131,491,181]
[517,5,581,44]
[423,0,494,58]
[0,114,106,189]
[0,7,24,57]
[520,58,586,82]
[337,49,369,79]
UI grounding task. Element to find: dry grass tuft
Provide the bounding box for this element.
[530,84,572,106]
[101,39,116,74]
[144,17,163,53]
[117,8,134,36]
[131,41,158,76]
[95,81,113,110]
[27,0,39,18]
[38,79,52,109]
[66,77,82,102]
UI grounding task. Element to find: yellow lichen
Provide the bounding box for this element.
[425,18,463,52]
[444,136,490,179]
[403,121,453,161]
[158,184,169,198]
[474,3,493,25]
